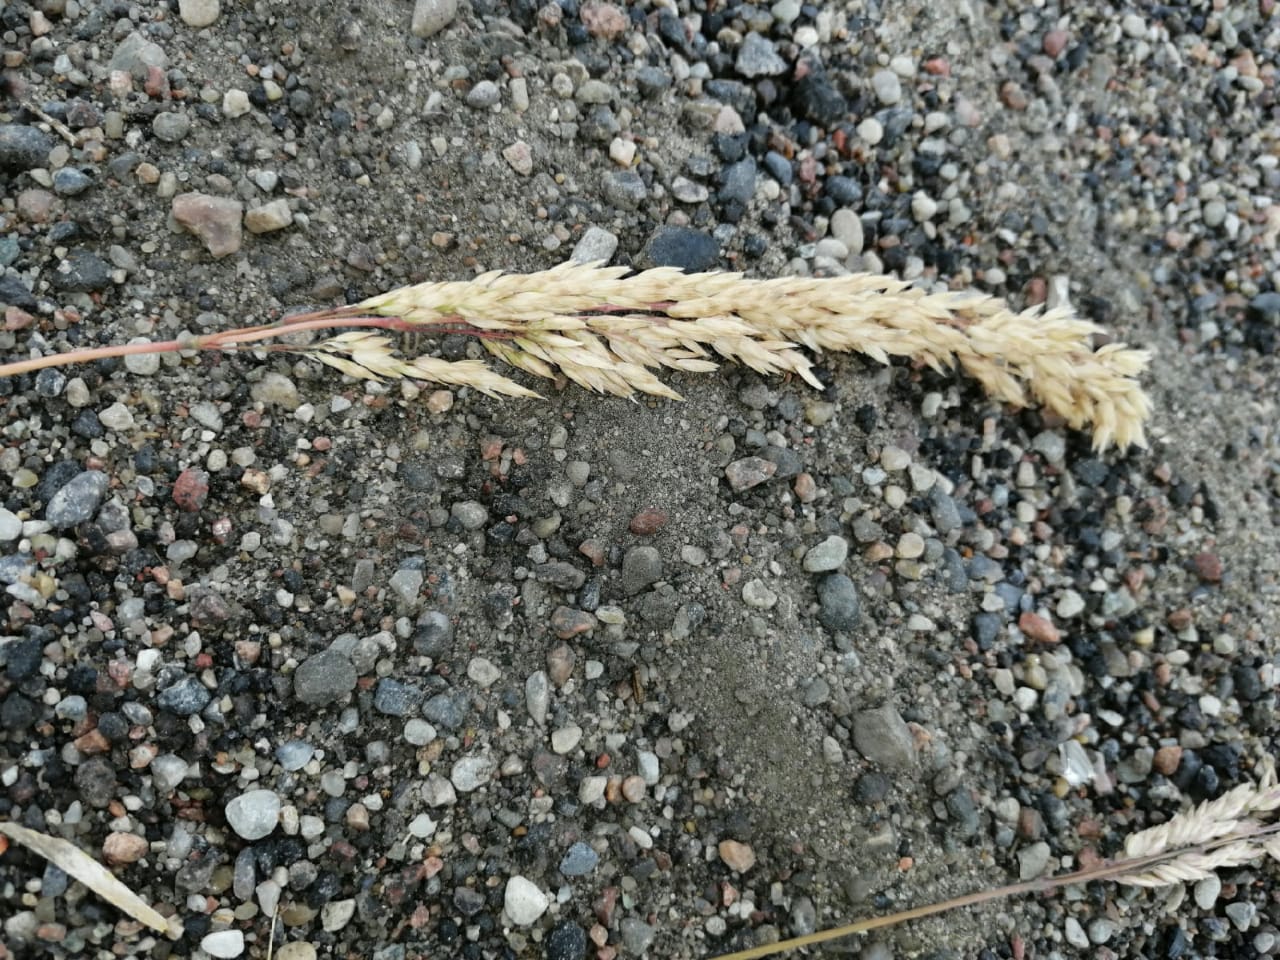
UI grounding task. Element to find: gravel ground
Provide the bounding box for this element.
[2,1,1280,959]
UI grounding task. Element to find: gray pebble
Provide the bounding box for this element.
[108,31,169,78]
[152,111,192,142]
[0,509,22,541]
[451,754,495,792]
[736,32,787,77]
[374,678,423,717]
[803,535,848,572]
[45,470,108,529]
[621,546,663,595]
[423,690,469,729]
[0,124,54,171]
[525,671,549,725]
[293,650,357,705]
[54,250,112,293]
[451,500,488,530]
[620,918,656,955]
[559,841,599,877]
[52,168,93,196]
[602,170,647,210]
[414,611,455,660]
[275,741,314,771]
[816,573,860,631]
[389,568,424,606]
[465,80,500,109]
[852,704,915,769]
[151,754,189,792]
[411,0,458,37]
[157,676,211,716]
[570,226,619,264]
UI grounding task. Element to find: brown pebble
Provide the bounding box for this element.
[578,538,606,566]
[580,1,629,39]
[240,467,271,495]
[999,80,1028,110]
[36,923,67,942]
[604,775,623,804]
[102,832,149,865]
[1153,745,1183,776]
[546,643,575,687]
[718,839,756,872]
[1166,608,1193,631]
[1192,551,1222,583]
[621,775,646,803]
[550,605,597,640]
[628,507,668,536]
[73,728,111,755]
[172,466,210,512]
[793,472,816,503]
[1018,611,1060,644]
[1016,806,1045,840]
[345,802,370,831]
[17,188,57,223]
[1043,29,1071,57]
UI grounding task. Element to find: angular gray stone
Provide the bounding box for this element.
[852,705,915,770]
[816,574,860,631]
[109,32,168,78]
[621,546,663,595]
[45,470,108,529]
[0,124,54,171]
[294,649,357,706]
[736,32,787,77]
[411,0,458,37]
[803,536,848,572]
[725,457,776,492]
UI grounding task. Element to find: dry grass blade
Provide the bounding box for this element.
[0,820,175,937]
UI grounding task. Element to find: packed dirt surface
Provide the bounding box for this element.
[2,1,1280,959]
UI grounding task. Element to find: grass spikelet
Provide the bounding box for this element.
[710,758,1280,960]
[0,262,1152,449]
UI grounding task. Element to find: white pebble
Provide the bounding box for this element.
[504,876,549,925]
[201,931,245,959]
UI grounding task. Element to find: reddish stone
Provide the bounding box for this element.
[550,605,597,639]
[172,467,209,512]
[1153,744,1182,775]
[580,1,628,39]
[102,832,148,865]
[1192,551,1222,583]
[17,188,56,223]
[74,728,111,755]
[628,507,668,535]
[1166,608,1193,630]
[1018,611,1060,644]
[1043,29,1071,57]
[144,65,169,98]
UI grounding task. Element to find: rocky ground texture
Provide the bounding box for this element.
[2,1,1280,959]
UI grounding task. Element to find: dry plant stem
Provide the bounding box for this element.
[711,822,1280,960]
[0,314,414,377]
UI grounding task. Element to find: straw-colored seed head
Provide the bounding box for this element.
[278,261,1159,449]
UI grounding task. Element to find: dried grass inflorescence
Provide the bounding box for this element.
[1113,759,1280,887]
[323,262,1152,450]
[0,261,1152,449]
